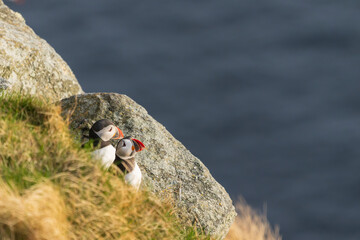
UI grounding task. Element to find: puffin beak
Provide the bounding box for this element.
[113,127,124,139]
[132,138,145,152]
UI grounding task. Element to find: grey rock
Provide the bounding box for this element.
[61,93,236,239]
[0,77,9,90]
[0,0,83,100]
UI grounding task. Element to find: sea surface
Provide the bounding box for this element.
[10,1,360,239]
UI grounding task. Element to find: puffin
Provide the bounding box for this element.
[88,119,124,169]
[114,137,145,190]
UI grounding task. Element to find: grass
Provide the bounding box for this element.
[225,199,281,240]
[0,92,281,240]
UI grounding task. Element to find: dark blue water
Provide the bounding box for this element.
[10,1,360,239]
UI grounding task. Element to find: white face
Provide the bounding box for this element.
[94,125,117,142]
[116,138,134,158]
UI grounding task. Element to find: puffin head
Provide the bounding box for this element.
[90,119,124,142]
[116,137,145,159]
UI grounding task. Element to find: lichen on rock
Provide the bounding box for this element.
[61,93,236,238]
[0,0,83,100]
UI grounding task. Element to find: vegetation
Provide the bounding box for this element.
[225,199,281,240]
[0,93,280,240]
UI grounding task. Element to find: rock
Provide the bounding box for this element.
[0,1,83,100]
[0,77,9,90]
[61,93,236,238]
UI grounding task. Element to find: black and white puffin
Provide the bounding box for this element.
[88,119,124,169]
[114,137,145,190]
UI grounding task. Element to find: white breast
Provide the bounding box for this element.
[125,163,142,190]
[91,145,116,169]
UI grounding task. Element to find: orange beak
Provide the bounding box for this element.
[132,138,145,152]
[113,127,124,139]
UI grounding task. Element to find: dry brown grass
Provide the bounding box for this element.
[0,93,204,240]
[0,182,68,240]
[225,199,281,240]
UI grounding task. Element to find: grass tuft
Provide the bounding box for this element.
[0,182,69,240]
[225,198,282,240]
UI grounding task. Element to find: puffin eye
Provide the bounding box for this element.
[122,141,126,147]
[109,127,112,132]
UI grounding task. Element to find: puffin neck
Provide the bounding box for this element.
[114,156,135,173]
